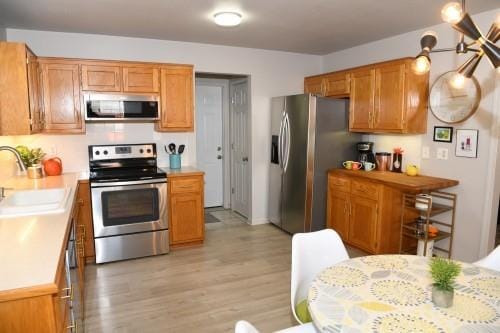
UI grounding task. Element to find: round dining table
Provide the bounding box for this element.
[307,255,500,333]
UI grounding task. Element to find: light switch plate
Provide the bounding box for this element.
[437,148,449,160]
[422,146,430,159]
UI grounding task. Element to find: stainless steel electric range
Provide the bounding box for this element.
[88,143,168,264]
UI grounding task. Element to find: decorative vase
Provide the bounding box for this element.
[432,286,454,308]
[27,164,43,179]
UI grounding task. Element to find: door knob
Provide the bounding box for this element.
[217,146,222,151]
[242,157,248,162]
[217,155,222,160]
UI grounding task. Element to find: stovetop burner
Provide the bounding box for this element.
[89,167,166,182]
[88,143,166,183]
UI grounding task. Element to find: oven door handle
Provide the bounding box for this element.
[91,178,167,187]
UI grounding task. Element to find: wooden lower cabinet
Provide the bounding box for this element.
[77,180,95,263]
[327,173,402,254]
[168,174,205,247]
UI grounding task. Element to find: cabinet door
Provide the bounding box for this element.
[170,192,204,244]
[373,63,405,131]
[304,76,325,96]
[81,64,122,92]
[123,66,159,93]
[26,50,43,133]
[324,72,350,97]
[327,190,350,240]
[349,68,375,131]
[156,66,194,131]
[40,62,84,133]
[77,180,95,261]
[348,196,378,253]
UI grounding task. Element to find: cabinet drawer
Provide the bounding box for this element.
[329,176,351,193]
[170,177,202,194]
[351,180,380,200]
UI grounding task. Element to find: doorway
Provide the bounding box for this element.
[195,74,251,219]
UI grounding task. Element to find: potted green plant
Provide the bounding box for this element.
[429,257,461,308]
[15,145,46,179]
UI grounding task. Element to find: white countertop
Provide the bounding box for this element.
[0,173,79,295]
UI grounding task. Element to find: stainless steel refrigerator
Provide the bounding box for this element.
[268,94,361,234]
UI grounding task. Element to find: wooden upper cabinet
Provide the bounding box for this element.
[156,65,194,132]
[81,64,121,92]
[304,76,326,96]
[324,72,350,97]
[26,49,44,134]
[304,58,429,134]
[349,68,375,131]
[40,60,84,133]
[0,42,42,135]
[373,63,405,131]
[123,66,159,93]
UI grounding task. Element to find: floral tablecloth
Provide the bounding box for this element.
[307,255,500,333]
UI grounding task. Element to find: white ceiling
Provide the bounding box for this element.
[0,0,498,55]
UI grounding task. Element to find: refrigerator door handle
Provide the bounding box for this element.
[283,113,291,172]
[278,114,285,169]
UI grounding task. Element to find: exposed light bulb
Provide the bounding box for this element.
[450,73,466,89]
[412,56,431,74]
[441,2,463,24]
[214,12,242,27]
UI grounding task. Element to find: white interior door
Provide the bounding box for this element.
[230,79,250,217]
[196,81,223,207]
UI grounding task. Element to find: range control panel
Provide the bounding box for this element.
[89,144,156,161]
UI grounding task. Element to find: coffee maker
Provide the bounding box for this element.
[357,142,376,168]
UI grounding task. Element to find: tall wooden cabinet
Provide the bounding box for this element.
[168,172,205,247]
[0,42,43,135]
[156,65,194,132]
[39,60,84,133]
[305,57,429,134]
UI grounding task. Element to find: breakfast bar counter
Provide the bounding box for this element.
[328,169,459,193]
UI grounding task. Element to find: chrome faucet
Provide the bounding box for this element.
[0,146,27,172]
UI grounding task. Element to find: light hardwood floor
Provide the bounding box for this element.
[84,210,366,333]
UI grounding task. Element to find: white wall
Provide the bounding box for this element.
[322,9,499,262]
[1,29,322,223]
[0,25,5,40]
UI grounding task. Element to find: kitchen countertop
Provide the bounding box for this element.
[161,166,204,177]
[329,169,459,192]
[0,173,79,300]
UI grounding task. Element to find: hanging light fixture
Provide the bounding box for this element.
[412,0,499,81]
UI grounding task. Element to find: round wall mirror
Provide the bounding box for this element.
[429,71,481,124]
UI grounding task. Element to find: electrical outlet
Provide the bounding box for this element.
[422,146,430,159]
[49,145,57,155]
[437,148,449,160]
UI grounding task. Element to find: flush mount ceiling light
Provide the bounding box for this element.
[214,12,242,27]
[412,0,499,87]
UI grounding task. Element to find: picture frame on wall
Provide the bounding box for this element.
[455,129,478,158]
[433,126,453,143]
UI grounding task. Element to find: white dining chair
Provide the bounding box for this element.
[234,320,319,333]
[291,229,349,324]
[474,245,500,271]
[235,320,260,333]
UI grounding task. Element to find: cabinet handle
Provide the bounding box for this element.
[60,285,73,300]
[78,224,86,239]
[349,204,352,216]
[67,321,78,332]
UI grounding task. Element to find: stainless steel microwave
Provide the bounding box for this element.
[84,94,159,121]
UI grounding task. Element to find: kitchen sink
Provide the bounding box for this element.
[0,187,72,218]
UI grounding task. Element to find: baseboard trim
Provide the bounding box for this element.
[249,218,269,225]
